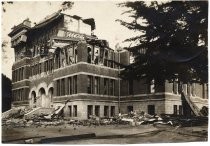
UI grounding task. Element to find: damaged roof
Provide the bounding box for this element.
[9,10,96,36]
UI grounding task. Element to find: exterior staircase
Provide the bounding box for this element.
[24,107,54,120]
[2,108,22,119]
[181,92,204,116]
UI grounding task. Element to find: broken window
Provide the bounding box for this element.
[75,47,78,63]
[94,47,99,65]
[61,49,66,67]
[104,50,108,66]
[99,47,105,65]
[87,47,92,63]
[150,80,155,93]
[173,80,178,94]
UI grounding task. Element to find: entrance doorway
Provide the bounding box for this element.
[48,87,53,102]
[38,88,50,108]
[31,91,36,108]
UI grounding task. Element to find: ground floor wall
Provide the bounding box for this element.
[53,100,119,120]
[10,93,208,119]
[120,93,208,116]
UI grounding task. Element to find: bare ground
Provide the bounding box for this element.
[2,123,208,144]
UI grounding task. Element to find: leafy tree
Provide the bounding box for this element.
[117,1,208,86]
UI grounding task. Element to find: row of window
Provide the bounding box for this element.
[127,105,183,116]
[87,105,115,118]
[66,105,116,118]
[56,76,77,96]
[173,82,208,99]
[31,25,58,57]
[12,88,25,101]
[30,59,54,76]
[12,67,24,82]
[128,79,155,95]
[87,47,116,68]
[173,105,183,115]
[87,76,115,95]
[55,45,78,69]
[68,105,77,117]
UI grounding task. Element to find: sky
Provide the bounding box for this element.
[1,1,137,79]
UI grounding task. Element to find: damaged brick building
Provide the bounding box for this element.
[9,11,208,119]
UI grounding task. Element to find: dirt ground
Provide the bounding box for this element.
[2,123,208,144]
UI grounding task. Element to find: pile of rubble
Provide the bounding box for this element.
[2,106,208,128]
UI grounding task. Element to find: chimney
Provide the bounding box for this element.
[23,18,31,27]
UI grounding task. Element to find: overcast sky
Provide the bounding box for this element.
[1,1,137,79]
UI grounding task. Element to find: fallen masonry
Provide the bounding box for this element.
[2,107,208,129]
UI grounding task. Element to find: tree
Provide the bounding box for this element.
[2,74,12,112]
[117,1,208,86]
[61,1,74,11]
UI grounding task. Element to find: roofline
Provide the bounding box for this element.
[8,24,30,37]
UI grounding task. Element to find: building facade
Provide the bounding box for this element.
[9,11,208,119]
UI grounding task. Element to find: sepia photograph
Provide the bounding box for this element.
[1,0,208,144]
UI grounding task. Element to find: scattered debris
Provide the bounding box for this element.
[24,139,34,144]
[2,102,208,129]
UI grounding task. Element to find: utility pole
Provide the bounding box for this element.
[116,46,122,114]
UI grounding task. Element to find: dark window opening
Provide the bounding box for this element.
[127,106,133,113]
[104,78,108,95]
[148,105,155,115]
[61,78,65,96]
[87,105,93,119]
[111,106,115,117]
[110,79,115,96]
[174,105,177,115]
[94,77,100,94]
[129,80,133,95]
[73,105,77,117]
[69,106,72,117]
[95,105,100,117]
[73,76,77,94]
[104,106,109,117]
[87,75,92,94]
[87,47,92,63]
[68,77,72,95]
[179,105,183,115]
[57,80,60,96]
[104,51,108,66]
